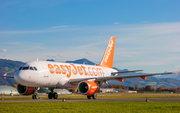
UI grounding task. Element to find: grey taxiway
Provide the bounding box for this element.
[0,98,180,103]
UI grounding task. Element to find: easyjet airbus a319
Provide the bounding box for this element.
[3,37,178,99]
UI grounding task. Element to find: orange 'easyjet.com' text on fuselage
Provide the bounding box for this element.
[48,63,105,78]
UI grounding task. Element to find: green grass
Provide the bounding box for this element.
[1,93,180,113]
[0,102,180,113]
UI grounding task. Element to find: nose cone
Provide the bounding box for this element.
[14,70,20,82]
[14,70,29,86]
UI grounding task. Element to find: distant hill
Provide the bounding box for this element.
[66,58,96,65]
[106,77,180,88]
[0,58,179,88]
[155,71,180,80]
[0,59,24,85]
[46,59,55,62]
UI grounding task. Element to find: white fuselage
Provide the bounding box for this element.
[14,61,117,89]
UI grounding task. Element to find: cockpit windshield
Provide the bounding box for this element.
[19,66,38,71]
[29,67,33,70]
[22,67,29,70]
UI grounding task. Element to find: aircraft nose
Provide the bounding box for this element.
[14,70,27,85]
[14,70,21,83]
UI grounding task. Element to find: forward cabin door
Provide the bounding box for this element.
[41,63,49,77]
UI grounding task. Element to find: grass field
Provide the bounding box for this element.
[0,102,180,113]
[0,93,180,113]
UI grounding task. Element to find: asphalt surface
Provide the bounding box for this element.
[0,98,180,103]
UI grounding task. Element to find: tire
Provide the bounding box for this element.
[53,92,58,99]
[48,92,53,99]
[32,95,35,99]
[35,94,39,99]
[87,95,91,99]
[32,94,39,100]
[92,93,97,99]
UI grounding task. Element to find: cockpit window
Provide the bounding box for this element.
[22,67,29,70]
[20,66,38,71]
[30,67,34,70]
[33,67,37,71]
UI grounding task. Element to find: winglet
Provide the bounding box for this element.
[98,37,116,68]
[175,70,178,76]
[3,73,7,79]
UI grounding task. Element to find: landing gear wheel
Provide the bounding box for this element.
[35,94,39,99]
[48,88,58,99]
[87,95,91,99]
[31,87,40,100]
[92,93,97,99]
[32,95,35,99]
[53,92,58,99]
[48,92,53,99]
[32,93,39,100]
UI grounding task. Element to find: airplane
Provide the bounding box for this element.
[3,37,178,99]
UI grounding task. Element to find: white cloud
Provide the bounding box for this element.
[45,54,64,58]
[7,42,22,45]
[86,51,92,55]
[57,54,64,58]
[45,55,56,58]
[122,61,165,67]
[113,22,119,25]
[141,21,150,24]
[51,25,73,29]
[0,26,77,35]
[0,30,54,34]
[1,22,180,73]
[0,49,7,52]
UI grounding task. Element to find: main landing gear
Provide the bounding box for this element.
[48,88,58,99]
[87,93,97,99]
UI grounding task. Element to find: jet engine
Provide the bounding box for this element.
[17,84,35,95]
[78,80,99,96]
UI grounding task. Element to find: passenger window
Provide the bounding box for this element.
[22,67,29,70]
[33,67,38,71]
[30,67,34,70]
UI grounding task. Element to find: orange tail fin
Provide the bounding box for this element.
[98,37,116,68]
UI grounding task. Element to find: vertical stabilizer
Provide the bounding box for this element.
[98,37,116,68]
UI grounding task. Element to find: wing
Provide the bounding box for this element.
[111,70,143,75]
[69,71,178,85]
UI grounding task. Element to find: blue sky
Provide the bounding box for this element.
[0,0,180,74]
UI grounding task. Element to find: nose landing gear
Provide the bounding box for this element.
[32,87,40,100]
[32,93,39,99]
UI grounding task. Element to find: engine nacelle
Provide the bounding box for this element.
[78,81,99,96]
[17,84,35,95]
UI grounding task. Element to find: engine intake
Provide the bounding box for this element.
[78,81,99,96]
[17,84,35,95]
